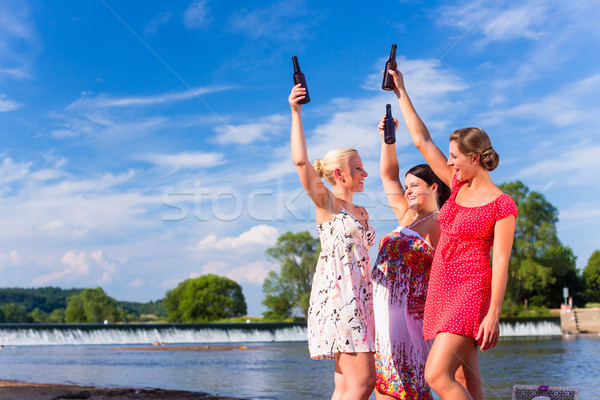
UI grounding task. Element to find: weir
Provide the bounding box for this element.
[0,318,561,346]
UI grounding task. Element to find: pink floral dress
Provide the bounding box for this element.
[307,208,376,360]
[372,227,435,400]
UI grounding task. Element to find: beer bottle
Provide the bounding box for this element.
[382,44,397,91]
[384,104,396,144]
[292,56,310,104]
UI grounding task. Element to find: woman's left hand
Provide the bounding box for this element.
[408,298,425,319]
[476,312,500,351]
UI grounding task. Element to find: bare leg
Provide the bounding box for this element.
[332,361,344,400]
[335,352,376,400]
[459,348,484,400]
[424,333,477,400]
[375,390,399,400]
[455,365,468,391]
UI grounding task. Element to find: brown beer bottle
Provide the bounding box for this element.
[292,56,310,104]
[382,44,398,91]
[384,104,396,144]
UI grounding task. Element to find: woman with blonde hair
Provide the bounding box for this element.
[387,69,517,400]
[289,83,376,400]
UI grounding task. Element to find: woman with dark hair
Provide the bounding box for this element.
[372,116,450,400]
[388,68,517,400]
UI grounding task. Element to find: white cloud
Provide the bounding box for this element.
[183,0,212,29]
[192,259,277,285]
[192,224,279,252]
[212,114,288,145]
[32,251,90,286]
[363,57,467,95]
[438,0,547,42]
[67,86,231,110]
[128,278,145,288]
[90,250,119,284]
[481,73,600,128]
[0,2,36,80]
[516,145,600,185]
[0,157,31,185]
[145,11,172,34]
[228,0,320,42]
[0,250,24,268]
[145,151,225,170]
[228,260,278,285]
[0,94,22,111]
[31,250,121,286]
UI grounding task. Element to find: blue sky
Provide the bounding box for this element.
[1,0,599,316]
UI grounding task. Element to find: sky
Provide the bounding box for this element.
[0,0,599,317]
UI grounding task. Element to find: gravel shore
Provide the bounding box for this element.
[0,380,246,400]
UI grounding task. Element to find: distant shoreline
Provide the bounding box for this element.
[0,380,246,400]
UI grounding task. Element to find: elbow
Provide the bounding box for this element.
[293,159,307,168]
[413,138,426,150]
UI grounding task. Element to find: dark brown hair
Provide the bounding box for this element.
[406,164,450,207]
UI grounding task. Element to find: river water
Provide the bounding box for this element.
[0,335,598,399]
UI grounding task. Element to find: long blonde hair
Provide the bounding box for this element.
[312,148,358,185]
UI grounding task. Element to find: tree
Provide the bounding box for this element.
[583,250,600,302]
[262,231,320,320]
[28,307,49,323]
[65,287,123,323]
[163,274,246,322]
[0,303,30,322]
[48,308,66,323]
[499,181,583,311]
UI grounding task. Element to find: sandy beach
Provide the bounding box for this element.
[0,380,246,400]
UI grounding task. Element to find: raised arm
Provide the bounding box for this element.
[390,69,454,187]
[289,84,333,210]
[476,214,516,351]
[378,115,408,222]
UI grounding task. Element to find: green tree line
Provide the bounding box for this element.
[0,274,248,324]
[262,181,600,319]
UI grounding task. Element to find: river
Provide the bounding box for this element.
[0,321,597,399]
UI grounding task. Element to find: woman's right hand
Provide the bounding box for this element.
[389,69,407,98]
[289,84,306,112]
[377,115,398,139]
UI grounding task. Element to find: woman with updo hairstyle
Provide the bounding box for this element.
[449,127,500,172]
[385,69,517,400]
[372,114,450,400]
[289,84,377,400]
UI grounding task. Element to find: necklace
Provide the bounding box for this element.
[407,211,439,229]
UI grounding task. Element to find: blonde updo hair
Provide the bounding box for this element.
[312,148,358,185]
[449,127,499,171]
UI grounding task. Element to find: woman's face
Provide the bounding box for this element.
[339,154,368,192]
[447,140,476,181]
[404,174,436,211]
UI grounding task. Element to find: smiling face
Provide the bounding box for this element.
[404,173,437,212]
[447,140,478,181]
[337,154,368,192]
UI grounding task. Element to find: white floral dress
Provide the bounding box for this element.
[307,208,376,360]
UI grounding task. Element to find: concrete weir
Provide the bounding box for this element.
[560,308,600,334]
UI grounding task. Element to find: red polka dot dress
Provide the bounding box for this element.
[423,175,517,342]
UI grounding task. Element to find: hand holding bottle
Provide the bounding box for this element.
[377,114,398,140]
[289,84,307,112]
[389,69,407,98]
